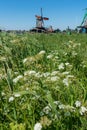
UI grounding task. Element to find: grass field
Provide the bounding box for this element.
[0,32,87,130]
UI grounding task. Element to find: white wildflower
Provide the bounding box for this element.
[24,70,36,76]
[58,63,64,70]
[80,106,87,115]
[43,72,50,77]
[78,43,81,46]
[13,75,23,83]
[47,54,53,59]
[68,45,72,48]
[64,52,67,56]
[34,122,42,130]
[14,72,19,75]
[50,76,59,82]
[35,72,42,78]
[63,78,69,86]
[51,71,59,76]
[1,92,5,96]
[26,87,29,90]
[9,96,14,102]
[65,62,70,66]
[24,71,30,76]
[72,51,77,56]
[69,40,73,43]
[59,104,65,109]
[39,50,46,55]
[28,70,36,75]
[73,44,77,48]
[65,105,75,111]
[43,106,51,114]
[62,71,69,75]
[75,101,81,107]
[23,58,27,63]
[55,56,59,59]
[54,101,60,105]
[14,93,21,97]
[67,75,74,78]
[0,56,6,62]
[28,57,35,62]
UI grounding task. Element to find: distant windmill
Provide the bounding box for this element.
[30,8,52,33]
[35,8,49,29]
[81,8,87,26]
[77,8,87,33]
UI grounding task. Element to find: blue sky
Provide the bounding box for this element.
[0,0,87,30]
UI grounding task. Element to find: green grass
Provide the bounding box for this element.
[0,32,87,130]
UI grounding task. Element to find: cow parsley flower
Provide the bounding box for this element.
[39,50,46,55]
[51,71,59,76]
[14,93,21,97]
[75,101,81,107]
[35,72,42,78]
[54,101,60,105]
[63,78,69,86]
[62,71,69,75]
[59,104,65,109]
[43,106,51,114]
[13,75,23,83]
[47,54,53,59]
[28,70,36,75]
[50,76,59,82]
[34,122,42,130]
[23,58,27,63]
[65,62,70,66]
[9,96,14,102]
[58,63,64,70]
[80,106,87,115]
[43,72,50,78]
[1,92,5,96]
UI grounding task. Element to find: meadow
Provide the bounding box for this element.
[0,32,87,130]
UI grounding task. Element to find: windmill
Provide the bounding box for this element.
[77,8,87,33]
[35,8,49,29]
[30,8,52,33]
[81,8,87,27]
